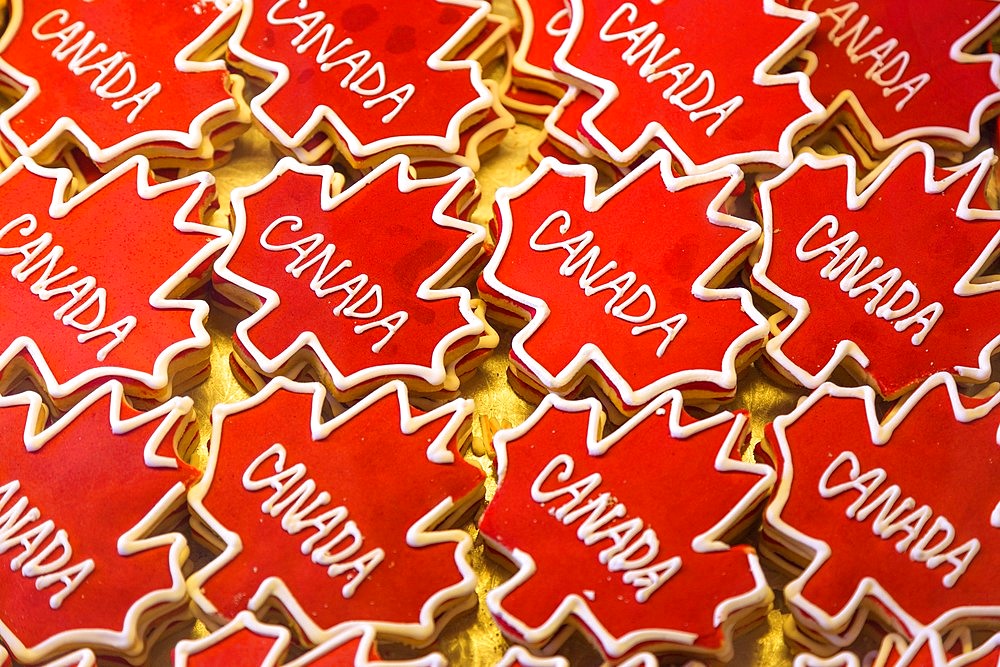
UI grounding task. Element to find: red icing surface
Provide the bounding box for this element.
[193,382,483,640]
[218,158,483,386]
[480,153,764,407]
[480,397,772,657]
[556,0,821,170]
[0,158,223,399]
[512,0,571,88]
[766,380,1000,633]
[0,386,197,659]
[787,0,1000,147]
[754,145,1000,398]
[230,0,492,157]
[0,0,238,156]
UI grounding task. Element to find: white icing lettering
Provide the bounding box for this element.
[530,210,686,356]
[599,3,742,135]
[259,216,408,353]
[243,443,384,598]
[267,0,415,123]
[0,214,135,360]
[0,481,95,609]
[808,0,930,111]
[31,9,161,122]
[819,451,980,587]
[795,215,942,345]
[531,454,681,602]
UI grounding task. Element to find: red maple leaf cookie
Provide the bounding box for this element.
[186,378,484,646]
[0,156,230,409]
[480,391,775,660]
[551,0,825,173]
[0,382,199,664]
[0,0,249,169]
[787,0,1000,153]
[762,373,1000,650]
[175,611,447,666]
[751,142,1000,399]
[479,151,767,417]
[226,0,495,167]
[213,154,490,402]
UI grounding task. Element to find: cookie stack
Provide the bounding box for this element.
[0,0,998,666]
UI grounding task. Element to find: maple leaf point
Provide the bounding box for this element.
[0,155,231,404]
[792,0,1000,151]
[215,153,486,396]
[552,0,826,173]
[226,0,494,162]
[480,150,768,410]
[752,141,1000,399]
[481,391,775,659]
[174,609,448,666]
[763,373,1000,649]
[0,0,245,164]
[187,378,483,646]
[0,381,197,664]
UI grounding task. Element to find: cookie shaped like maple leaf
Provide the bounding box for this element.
[480,392,775,660]
[0,382,199,664]
[552,0,825,173]
[226,0,494,164]
[787,0,1000,151]
[214,155,486,399]
[751,142,1000,399]
[175,610,446,667]
[762,374,1000,649]
[479,151,767,412]
[0,0,245,165]
[0,156,229,406]
[187,378,484,646]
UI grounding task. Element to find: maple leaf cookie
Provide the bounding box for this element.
[186,378,484,647]
[480,391,775,661]
[0,382,200,664]
[0,0,249,171]
[761,373,1000,651]
[549,0,825,173]
[479,151,767,419]
[213,154,491,403]
[786,0,1000,154]
[225,0,497,168]
[0,155,230,411]
[174,610,447,666]
[751,142,1000,400]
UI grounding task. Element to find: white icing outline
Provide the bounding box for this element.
[543,85,598,160]
[0,381,195,664]
[510,0,571,89]
[485,390,776,658]
[40,649,98,667]
[175,610,448,666]
[496,645,570,667]
[752,141,1000,392]
[0,0,244,164]
[805,3,1000,152]
[551,0,826,173]
[186,377,479,646]
[792,651,860,667]
[0,155,231,401]
[481,150,768,408]
[226,0,495,162]
[765,372,1000,647]
[174,610,292,666]
[214,153,486,394]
